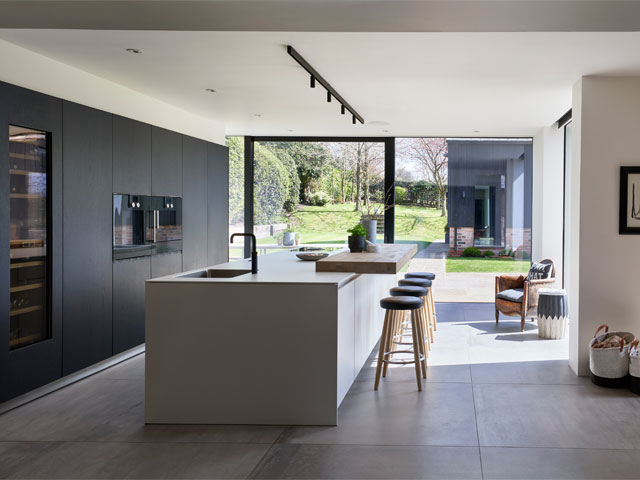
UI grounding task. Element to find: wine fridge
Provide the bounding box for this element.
[8,125,50,351]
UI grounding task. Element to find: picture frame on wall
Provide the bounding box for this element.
[619,166,640,234]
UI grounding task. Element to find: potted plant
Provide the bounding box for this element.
[275,231,284,246]
[283,227,296,246]
[294,233,301,246]
[347,224,367,253]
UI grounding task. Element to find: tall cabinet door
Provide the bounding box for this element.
[0,82,63,402]
[182,136,208,271]
[113,116,151,195]
[151,126,182,197]
[207,142,229,266]
[62,101,113,375]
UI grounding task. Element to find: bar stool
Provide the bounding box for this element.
[389,285,432,355]
[398,278,435,342]
[404,273,438,331]
[375,296,427,391]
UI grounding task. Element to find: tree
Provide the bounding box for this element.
[402,138,448,216]
[340,142,384,212]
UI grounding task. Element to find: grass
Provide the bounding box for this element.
[286,202,446,246]
[446,257,531,273]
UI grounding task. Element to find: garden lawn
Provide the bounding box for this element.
[446,257,531,273]
[286,202,446,246]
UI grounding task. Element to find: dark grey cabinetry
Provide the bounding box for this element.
[152,126,182,197]
[182,136,208,271]
[207,143,230,266]
[62,101,113,375]
[151,252,183,278]
[113,116,151,195]
[0,82,63,402]
[113,257,150,354]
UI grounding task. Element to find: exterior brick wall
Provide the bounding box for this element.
[448,227,474,255]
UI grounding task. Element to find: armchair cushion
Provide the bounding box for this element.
[496,288,524,303]
[526,262,553,281]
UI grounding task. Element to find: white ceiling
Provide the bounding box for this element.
[2,30,640,137]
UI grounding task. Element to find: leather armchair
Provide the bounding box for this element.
[495,259,556,332]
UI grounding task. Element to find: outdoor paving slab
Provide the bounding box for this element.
[251,444,482,479]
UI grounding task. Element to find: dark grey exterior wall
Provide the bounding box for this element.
[447,139,533,249]
[0,81,229,403]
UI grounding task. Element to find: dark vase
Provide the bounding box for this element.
[348,235,365,253]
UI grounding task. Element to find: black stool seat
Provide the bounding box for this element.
[390,286,428,298]
[380,296,424,311]
[399,278,432,288]
[406,272,436,280]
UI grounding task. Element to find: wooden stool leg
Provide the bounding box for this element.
[419,303,430,355]
[374,310,391,390]
[383,311,398,378]
[424,295,435,343]
[429,287,437,331]
[410,310,423,391]
[415,307,427,379]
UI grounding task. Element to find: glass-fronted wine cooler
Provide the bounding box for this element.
[9,125,50,351]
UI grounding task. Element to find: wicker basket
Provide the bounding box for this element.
[589,324,635,388]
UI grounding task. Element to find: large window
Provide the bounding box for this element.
[395,137,533,303]
[236,139,386,254]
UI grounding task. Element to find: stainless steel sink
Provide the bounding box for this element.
[206,269,252,278]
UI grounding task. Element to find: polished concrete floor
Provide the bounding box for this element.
[1,303,639,479]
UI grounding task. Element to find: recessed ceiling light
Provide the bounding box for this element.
[382,129,389,133]
[205,88,216,93]
[254,114,262,118]
[125,48,143,54]
[473,130,480,133]
[287,129,294,132]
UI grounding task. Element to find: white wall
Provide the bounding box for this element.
[569,76,640,375]
[532,125,565,284]
[0,38,226,144]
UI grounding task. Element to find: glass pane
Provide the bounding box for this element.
[251,141,384,256]
[227,137,245,260]
[395,137,532,303]
[9,125,49,350]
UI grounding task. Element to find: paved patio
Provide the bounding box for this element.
[406,241,546,303]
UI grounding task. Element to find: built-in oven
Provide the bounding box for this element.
[113,194,182,260]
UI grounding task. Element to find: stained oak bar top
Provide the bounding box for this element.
[315,243,418,274]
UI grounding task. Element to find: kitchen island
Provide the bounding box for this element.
[145,244,416,425]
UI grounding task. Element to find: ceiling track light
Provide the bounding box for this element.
[287,45,364,125]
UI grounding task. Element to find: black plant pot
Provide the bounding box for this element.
[348,235,365,253]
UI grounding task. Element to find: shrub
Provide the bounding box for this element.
[462,247,482,257]
[497,249,508,256]
[483,250,495,257]
[394,186,407,204]
[348,224,367,237]
[308,191,330,206]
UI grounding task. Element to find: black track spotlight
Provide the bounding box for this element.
[288,45,364,125]
[352,115,356,124]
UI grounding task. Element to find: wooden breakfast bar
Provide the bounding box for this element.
[145,244,417,426]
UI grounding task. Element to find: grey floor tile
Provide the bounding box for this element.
[251,444,482,479]
[471,360,585,385]
[355,363,472,384]
[97,353,145,380]
[0,376,283,444]
[481,446,640,479]
[282,382,478,447]
[0,441,269,479]
[475,383,640,449]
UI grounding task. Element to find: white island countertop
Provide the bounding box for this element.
[147,249,358,286]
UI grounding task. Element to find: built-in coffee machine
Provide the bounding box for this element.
[112,194,182,260]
